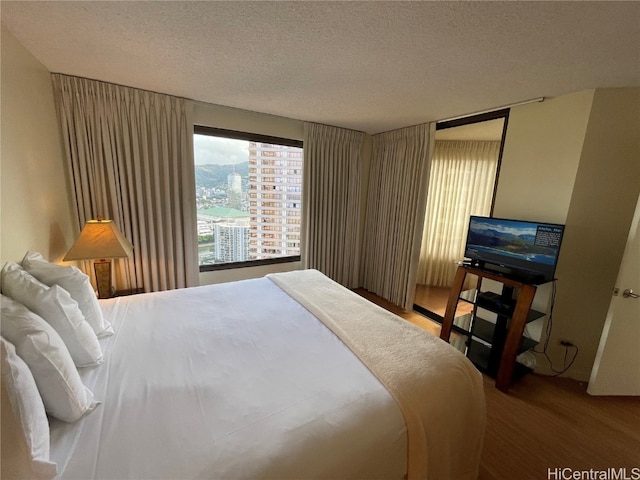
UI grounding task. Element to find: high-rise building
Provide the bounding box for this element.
[196,206,250,265]
[226,172,242,210]
[248,142,303,260]
[214,221,250,263]
[227,172,241,191]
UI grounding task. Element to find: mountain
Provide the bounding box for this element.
[195,162,249,189]
[480,229,535,243]
[468,229,555,255]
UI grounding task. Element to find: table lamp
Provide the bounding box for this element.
[63,218,133,299]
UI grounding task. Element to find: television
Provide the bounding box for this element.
[464,216,565,282]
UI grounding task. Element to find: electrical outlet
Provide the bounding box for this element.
[559,339,574,347]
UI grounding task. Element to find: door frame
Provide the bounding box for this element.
[436,108,510,217]
[415,109,510,321]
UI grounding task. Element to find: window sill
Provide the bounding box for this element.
[199,255,301,272]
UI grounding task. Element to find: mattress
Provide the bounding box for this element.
[49,276,408,479]
[51,271,485,480]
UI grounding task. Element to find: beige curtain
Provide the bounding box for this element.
[416,140,500,287]
[302,123,364,288]
[51,74,199,292]
[361,123,434,309]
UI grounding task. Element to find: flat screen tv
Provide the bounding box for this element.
[464,216,565,282]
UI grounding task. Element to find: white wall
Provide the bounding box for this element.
[0,25,76,264]
[193,102,305,285]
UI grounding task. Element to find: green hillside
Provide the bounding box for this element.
[195,162,249,189]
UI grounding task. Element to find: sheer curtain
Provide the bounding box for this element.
[51,74,199,292]
[302,123,364,288]
[416,140,500,287]
[361,124,434,309]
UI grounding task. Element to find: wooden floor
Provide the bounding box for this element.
[354,288,640,480]
[413,283,474,317]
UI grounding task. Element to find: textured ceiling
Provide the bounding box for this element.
[2,1,639,134]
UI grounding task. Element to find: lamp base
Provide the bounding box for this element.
[94,259,113,299]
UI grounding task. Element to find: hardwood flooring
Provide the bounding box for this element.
[413,283,474,317]
[479,374,640,480]
[356,287,441,337]
[354,288,640,480]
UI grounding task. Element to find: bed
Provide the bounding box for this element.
[5,268,485,480]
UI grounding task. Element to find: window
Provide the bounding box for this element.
[194,126,303,270]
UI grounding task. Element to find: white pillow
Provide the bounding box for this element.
[22,251,114,338]
[1,296,99,422]
[1,337,57,479]
[1,262,103,367]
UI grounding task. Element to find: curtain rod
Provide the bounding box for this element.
[438,97,545,124]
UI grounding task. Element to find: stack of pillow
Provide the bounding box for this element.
[1,251,113,478]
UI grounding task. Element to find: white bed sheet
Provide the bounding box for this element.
[50,277,407,479]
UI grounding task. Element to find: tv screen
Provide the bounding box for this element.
[464,216,565,282]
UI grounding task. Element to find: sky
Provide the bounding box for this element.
[472,219,537,237]
[194,134,249,166]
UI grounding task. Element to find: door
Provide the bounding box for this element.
[588,193,640,395]
[414,112,507,319]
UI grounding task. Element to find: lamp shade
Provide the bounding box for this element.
[63,219,133,261]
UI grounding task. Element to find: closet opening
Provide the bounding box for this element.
[413,109,509,323]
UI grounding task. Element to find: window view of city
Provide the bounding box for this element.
[194,133,303,266]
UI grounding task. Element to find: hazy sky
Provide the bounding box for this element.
[473,219,536,237]
[194,134,249,166]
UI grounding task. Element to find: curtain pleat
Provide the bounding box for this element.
[361,124,434,309]
[51,74,199,292]
[302,123,364,288]
[416,140,500,287]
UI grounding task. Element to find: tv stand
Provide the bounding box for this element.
[440,265,549,392]
[473,261,550,285]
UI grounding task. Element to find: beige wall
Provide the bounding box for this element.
[5,28,637,384]
[194,102,304,142]
[494,88,640,381]
[0,26,76,265]
[193,101,305,285]
[551,87,640,380]
[494,90,594,224]
[493,92,595,345]
[0,34,368,287]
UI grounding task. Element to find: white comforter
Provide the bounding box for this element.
[50,277,408,479]
[270,270,485,480]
